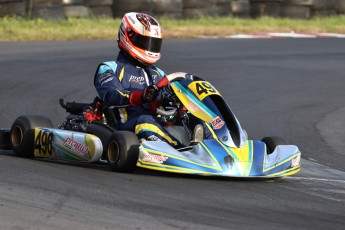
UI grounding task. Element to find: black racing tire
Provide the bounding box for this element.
[0,0,22,2]
[113,0,152,9]
[336,0,345,13]
[282,0,313,5]
[112,0,153,18]
[89,5,113,17]
[152,0,183,12]
[261,136,287,155]
[281,4,311,19]
[61,0,84,5]
[155,12,183,19]
[63,5,89,18]
[29,0,61,4]
[11,115,53,158]
[152,0,183,18]
[84,0,113,6]
[0,2,24,17]
[28,4,65,20]
[85,122,115,160]
[106,131,139,173]
[311,10,337,18]
[250,0,282,18]
[231,0,250,18]
[183,7,219,18]
[182,0,218,9]
[216,0,232,16]
[311,0,335,10]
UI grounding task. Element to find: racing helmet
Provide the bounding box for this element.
[118,12,163,65]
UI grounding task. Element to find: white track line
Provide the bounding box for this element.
[286,176,345,184]
[199,32,345,39]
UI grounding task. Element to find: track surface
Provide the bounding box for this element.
[1,39,344,230]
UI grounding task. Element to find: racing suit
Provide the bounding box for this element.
[94,51,181,147]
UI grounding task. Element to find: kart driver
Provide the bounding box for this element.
[94,12,201,147]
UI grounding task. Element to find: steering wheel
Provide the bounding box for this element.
[154,72,187,117]
[156,72,187,88]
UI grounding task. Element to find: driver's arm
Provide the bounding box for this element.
[94,64,159,108]
[94,65,131,108]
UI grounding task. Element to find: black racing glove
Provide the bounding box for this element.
[142,85,159,103]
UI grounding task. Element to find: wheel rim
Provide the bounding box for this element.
[107,140,120,164]
[11,125,23,148]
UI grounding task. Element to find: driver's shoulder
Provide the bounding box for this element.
[97,61,119,75]
[149,66,165,77]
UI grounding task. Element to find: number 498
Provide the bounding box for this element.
[34,130,53,155]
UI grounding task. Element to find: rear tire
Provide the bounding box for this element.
[11,116,53,158]
[261,136,287,154]
[106,131,139,173]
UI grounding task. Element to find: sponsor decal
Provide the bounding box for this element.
[211,116,224,130]
[151,74,158,81]
[100,77,114,86]
[153,28,159,36]
[291,154,301,167]
[63,137,90,156]
[142,153,168,164]
[129,75,145,85]
[121,20,126,30]
[147,135,162,142]
[187,103,198,113]
[98,71,113,82]
[128,15,135,24]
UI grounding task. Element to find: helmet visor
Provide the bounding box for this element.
[128,30,162,53]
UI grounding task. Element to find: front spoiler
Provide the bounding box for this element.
[137,139,301,178]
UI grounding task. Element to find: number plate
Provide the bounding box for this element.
[188,81,220,101]
[34,128,54,157]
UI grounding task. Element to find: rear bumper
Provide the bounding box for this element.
[0,128,12,150]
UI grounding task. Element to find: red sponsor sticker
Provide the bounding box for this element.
[291,154,301,167]
[187,103,198,113]
[142,153,168,164]
[211,116,224,130]
[63,137,90,155]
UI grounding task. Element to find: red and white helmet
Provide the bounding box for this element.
[118,12,163,65]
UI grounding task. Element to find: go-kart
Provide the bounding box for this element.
[0,72,301,177]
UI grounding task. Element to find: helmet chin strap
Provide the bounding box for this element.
[137,58,151,67]
[118,48,151,67]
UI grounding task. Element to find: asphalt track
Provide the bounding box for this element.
[0,39,344,230]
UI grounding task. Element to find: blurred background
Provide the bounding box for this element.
[0,0,344,21]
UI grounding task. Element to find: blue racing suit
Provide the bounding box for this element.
[94,51,181,147]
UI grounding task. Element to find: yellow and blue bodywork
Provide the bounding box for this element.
[33,128,103,163]
[137,139,300,177]
[137,78,301,177]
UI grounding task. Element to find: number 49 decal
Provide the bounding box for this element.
[188,81,220,101]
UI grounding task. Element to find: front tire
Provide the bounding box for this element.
[11,115,53,158]
[261,136,287,154]
[106,131,139,173]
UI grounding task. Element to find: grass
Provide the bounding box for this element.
[0,16,345,41]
